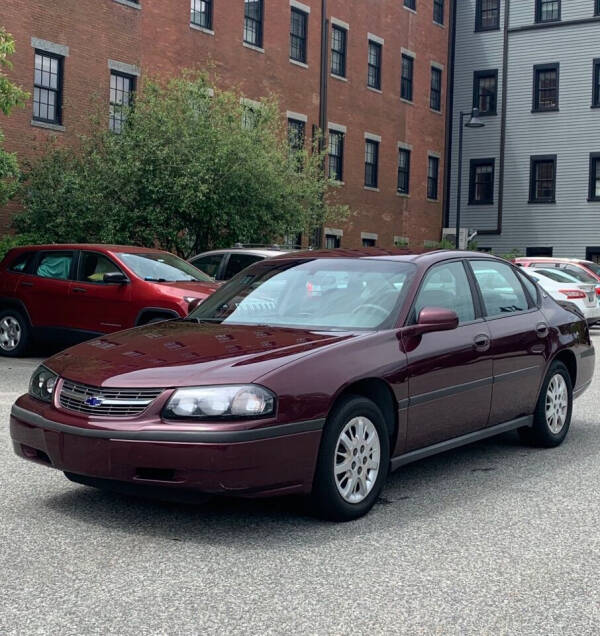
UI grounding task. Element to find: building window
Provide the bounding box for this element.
[469,159,495,205]
[473,70,498,115]
[367,41,382,90]
[526,247,553,257]
[593,59,600,107]
[244,0,263,47]
[529,155,557,203]
[365,140,379,188]
[476,0,500,30]
[290,8,308,63]
[427,156,440,200]
[404,0,416,9]
[401,54,414,101]
[325,234,341,249]
[430,67,442,111]
[288,118,305,152]
[536,0,560,23]
[328,130,344,181]
[33,51,63,125]
[397,148,411,194]
[331,25,347,77]
[362,237,376,248]
[433,0,444,24]
[190,0,212,29]
[589,153,600,201]
[533,63,559,112]
[596,0,600,16]
[109,71,135,133]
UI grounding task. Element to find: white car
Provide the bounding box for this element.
[525,269,600,325]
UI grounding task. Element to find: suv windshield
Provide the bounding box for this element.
[118,252,213,283]
[188,258,416,330]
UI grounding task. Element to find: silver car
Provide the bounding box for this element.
[189,246,293,281]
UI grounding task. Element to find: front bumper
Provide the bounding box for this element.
[10,403,324,498]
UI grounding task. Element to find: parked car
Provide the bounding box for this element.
[0,244,219,356]
[515,257,600,295]
[10,249,594,521]
[522,269,600,325]
[189,246,293,281]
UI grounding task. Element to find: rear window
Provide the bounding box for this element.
[8,252,35,273]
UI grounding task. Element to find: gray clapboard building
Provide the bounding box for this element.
[446,0,600,260]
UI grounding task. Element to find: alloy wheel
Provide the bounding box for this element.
[334,416,381,504]
[545,373,568,434]
[0,316,21,352]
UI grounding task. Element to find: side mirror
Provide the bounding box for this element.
[407,307,459,336]
[187,297,203,313]
[103,272,129,284]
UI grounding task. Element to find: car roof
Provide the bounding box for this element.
[7,244,169,254]
[269,248,500,264]
[517,257,591,265]
[191,248,291,259]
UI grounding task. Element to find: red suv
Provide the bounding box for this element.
[0,244,218,356]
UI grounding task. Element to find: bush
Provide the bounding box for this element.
[15,72,346,258]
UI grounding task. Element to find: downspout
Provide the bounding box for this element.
[443,0,458,230]
[319,0,329,149]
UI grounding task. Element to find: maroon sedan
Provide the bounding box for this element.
[10,250,595,520]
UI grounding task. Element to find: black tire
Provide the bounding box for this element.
[312,395,390,522]
[0,308,30,357]
[519,361,573,448]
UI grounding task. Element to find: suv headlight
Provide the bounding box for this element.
[29,366,58,403]
[163,385,275,420]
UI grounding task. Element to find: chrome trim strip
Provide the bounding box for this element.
[11,405,325,443]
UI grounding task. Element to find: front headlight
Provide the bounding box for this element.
[163,385,276,420]
[29,366,59,403]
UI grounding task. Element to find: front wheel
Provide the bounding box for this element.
[312,395,390,521]
[519,361,573,448]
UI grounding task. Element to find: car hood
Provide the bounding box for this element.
[45,321,358,388]
[153,280,220,297]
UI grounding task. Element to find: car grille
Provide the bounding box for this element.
[59,380,163,417]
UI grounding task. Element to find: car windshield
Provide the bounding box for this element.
[188,258,416,330]
[583,261,600,277]
[118,252,213,283]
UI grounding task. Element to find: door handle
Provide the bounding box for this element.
[535,322,549,338]
[72,287,87,294]
[473,334,491,352]
[19,281,34,288]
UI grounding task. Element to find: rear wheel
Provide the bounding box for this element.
[519,361,573,448]
[312,395,390,521]
[0,309,29,357]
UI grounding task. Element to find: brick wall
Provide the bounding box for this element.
[1,0,450,249]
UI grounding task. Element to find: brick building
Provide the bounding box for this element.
[1,0,451,249]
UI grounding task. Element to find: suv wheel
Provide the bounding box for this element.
[0,309,30,357]
[312,395,390,522]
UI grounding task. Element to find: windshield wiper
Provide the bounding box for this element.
[144,277,170,282]
[182,317,223,324]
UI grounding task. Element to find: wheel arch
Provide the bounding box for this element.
[135,307,181,326]
[330,377,398,445]
[0,297,32,326]
[550,348,577,389]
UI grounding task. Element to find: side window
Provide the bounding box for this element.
[79,252,123,283]
[190,253,224,279]
[34,251,74,280]
[9,252,35,273]
[470,260,528,316]
[414,261,475,324]
[224,253,263,279]
[516,270,539,305]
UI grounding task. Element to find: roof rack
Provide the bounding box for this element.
[232,243,301,250]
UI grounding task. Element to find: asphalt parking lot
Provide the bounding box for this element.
[2,338,600,635]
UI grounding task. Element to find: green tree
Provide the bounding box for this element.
[0,27,29,207]
[16,72,345,257]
